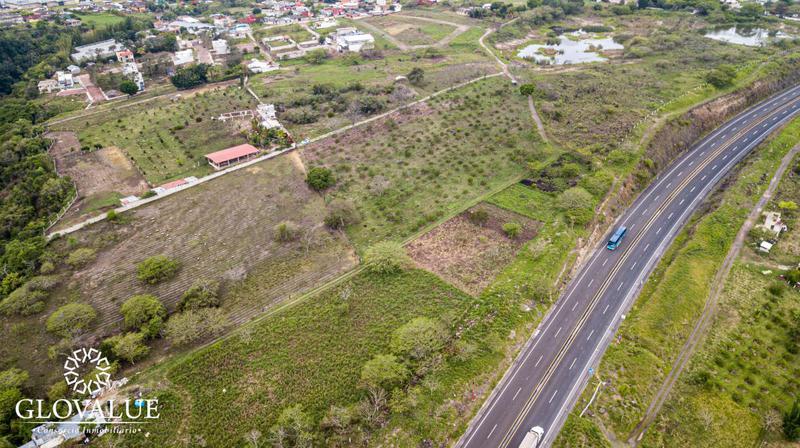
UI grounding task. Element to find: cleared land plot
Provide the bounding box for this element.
[51,86,257,184]
[256,23,315,43]
[300,76,543,249]
[0,153,356,391]
[120,269,472,447]
[362,15,462,48]
[46,131,149,230]
[407,202,540,295]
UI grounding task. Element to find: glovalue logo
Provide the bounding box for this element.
[63,347,111,395]
[14,347,159,432]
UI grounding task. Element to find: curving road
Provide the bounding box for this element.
[458,83,800,448]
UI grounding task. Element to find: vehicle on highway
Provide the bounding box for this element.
[606,226,627,250]
[519,426,544,448]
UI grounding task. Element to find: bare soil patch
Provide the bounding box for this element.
[47,131,149,229]
[407,202,540,295]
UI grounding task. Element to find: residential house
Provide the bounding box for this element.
[172,49,195,66]
[71,39,125,62]
[757,211,788,236]
[212,39,230,55]
[38,79,59,93]
[116,49,135,63]
[247,58,279,73]
[56,71,74,89]
[257,103,281,128]
[333,27,374,52]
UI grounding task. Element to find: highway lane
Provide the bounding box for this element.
[458,83,800,448]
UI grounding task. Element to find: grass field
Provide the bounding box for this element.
[301,77,543,250]
[53,85,256,184]
[364,15,458,46]
[256,23,315,43]
[0,153,356,394]
[117,269,474,447]
[73,12,126,29]
[556,117,800,446]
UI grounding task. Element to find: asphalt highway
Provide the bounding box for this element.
[458,83,800,448]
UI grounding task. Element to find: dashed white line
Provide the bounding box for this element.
[678,171,683,177]
[666,182,672,189]
[644,243,650,251]
[512,387,522,401]
[602,258,608,267]
[690,186,696,193]
[667,212,674,220]
[549,390,558,404]
[700,175,706,181]
[569,358,577,370]
[711,165,717,170]
[587,329,595,341]
[554,326,562,338]
[617,282,624,291]
[488,424,498,439]
[572,301,578,311]
[603,304,610,314]
[587,278,594,288]
[656,227,662,235]
[535,355,543,367]
[630,261,637,271]
[679,198,685,205]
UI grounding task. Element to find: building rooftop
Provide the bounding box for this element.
[205,143,260,165]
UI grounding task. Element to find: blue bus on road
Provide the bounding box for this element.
[607,226,627,250]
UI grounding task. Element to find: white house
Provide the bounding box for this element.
[257,103,281,128]
[229,23,251,39]
[247,58,279,73]
[212,39,230,55]
[333,27,374,52]
[172,49,195,66]
[757,211,788,236]
[71,39,125,62]
[56,71,74,89]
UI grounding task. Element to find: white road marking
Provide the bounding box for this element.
[679,198,685,205]
[586,329,595,341]
[666,182,672,189]
[656,227,662,235]
[569,358,577,370]
[644,243,650,251]
[549,390,558,404]
[488,424,498,439]
[688,161,694,166]
[587,279,594,287]
[654,194,660,201]
[535,355,543,367]
[512,387,522,401]
[630,262,637,270]
[678,171,683,176]
[690,186,696,193]
[602,258,608,267]
[642,208,648,215]
[554,326,562,338]
[712,165,717,170]
[700,175,706,181]
[617,282,624,291]
[667,212,674,220]
[603,304,610,314]
[572,301,579,311]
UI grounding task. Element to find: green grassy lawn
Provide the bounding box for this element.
[61,86,256,184]
[556,117,800,446]
[302,77,544,250]
[74,12,126,29]
[256,23,315,43]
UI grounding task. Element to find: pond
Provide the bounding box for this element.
[704,27,791,46]
[516,34,624,65]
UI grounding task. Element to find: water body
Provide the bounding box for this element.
[704,27,790,46]
[517,35,624,65]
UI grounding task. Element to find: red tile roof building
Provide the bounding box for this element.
[205,143,260,170]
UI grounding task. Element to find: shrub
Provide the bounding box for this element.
[407,67,424,86]
[768,282,787,297]
[0,276,59,316]
[785,397,800,441]
[136,255,180,284]
[324,200,359,229]
[364,242,412,275]
[66,248,96,268]
[558,187,594,225]
[390,317,447,361]
[120,80,138,96]
[274,221,300,242]
[360,354,408,391]
[103,332,149,364]
[519,83,536,96]
[503,222,522,239]
[281,107,319,125]
[467,209,489,226]
[355,96,386,115]
[179,280,220,311]
[120,294,167,337]
[46,303,97,338]
[306,167,335,191]
[164,308,227,346]
[705,64,736,89]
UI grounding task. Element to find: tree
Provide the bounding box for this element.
[104,332,149,364]
[305,167,335,191]
[163,308,227,346]
[364,242,411,275]
[355,96,386,114]
[784,396,800,441]
[519,83,536,96]
[503,222,522,239]
[179,279,220,311]
[407,67,424,86]
[390,317,447,361]
[269,405,314,447]
[46,303,97,338]
[170,64,209,89]
[360,354,408,391]
[120,294,166,337]
[305,49,328,65]
[324,200,359,230]
[66,247,96,268]
[558,187,594,225]
[705,64,736,89]
[136,255,180,284]
[120,79,138,96]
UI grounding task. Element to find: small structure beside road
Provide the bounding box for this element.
[205,143,261,170]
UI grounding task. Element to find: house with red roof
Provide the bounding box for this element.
[205,143,261,170]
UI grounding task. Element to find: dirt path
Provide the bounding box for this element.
[528,95,549,143]
[627,142,800,446]
[356,19,411,50]
[478,18,518,83]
